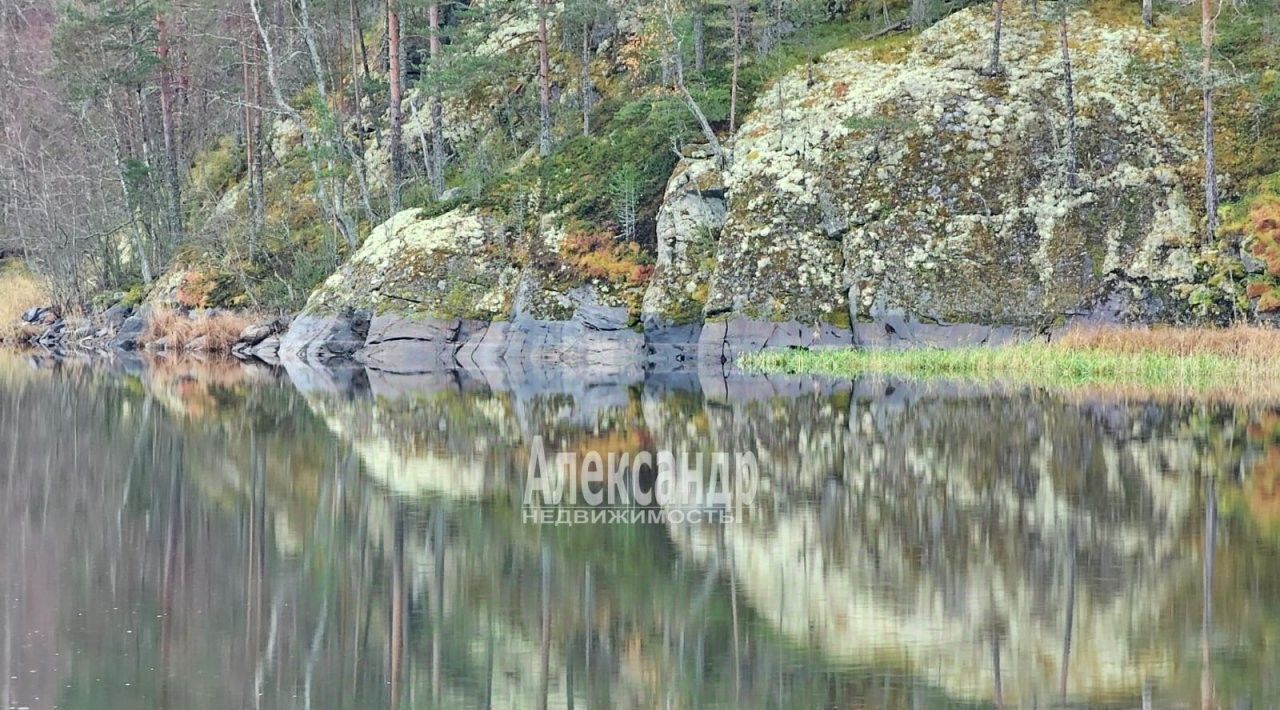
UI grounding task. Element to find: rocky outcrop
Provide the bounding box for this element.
[281,205,650,373]
[284,6,1210,368]
[112,311,147,350]
[355,287,644,377]
[6,304,139,353]
[712,5,1201,345]
[642,153,726,332]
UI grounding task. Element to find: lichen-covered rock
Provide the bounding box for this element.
[288,5,1215,366]
[641,155,726,330]
[710,5,1201,340]
[304,206,518,319]
[288,206,649,372]
[269,117,303,162]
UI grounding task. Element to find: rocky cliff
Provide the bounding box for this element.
[282,4,1211,371]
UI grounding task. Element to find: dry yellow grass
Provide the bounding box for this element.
[743,324,1280,403]
[1054,324,1280,365]
[143,308,250,353]
[0,261,49,344]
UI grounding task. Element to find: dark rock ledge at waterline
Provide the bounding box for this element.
[281,310,861,374]
[275,279,1163,376]
[7,278,1185,376]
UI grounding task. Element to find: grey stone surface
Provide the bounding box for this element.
[279,311,370,363]
[238,318,286,347]
[698,318,853,365]
[112,312,149,350]
[101,304,133,331]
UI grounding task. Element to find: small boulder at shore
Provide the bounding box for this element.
[20,306,60,326]
[238,316,288,347]
[113,313,149,350]
[100,304,134,332]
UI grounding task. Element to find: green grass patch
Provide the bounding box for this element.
[741,343,1262,390]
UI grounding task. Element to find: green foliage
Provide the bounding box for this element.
[1212,0,1280,191]
[742,341,1268,392]
[54,0,161,100]
[121,283,146,307]
[188,137,243,199]
[608,163,643,241]
[477,93,689,242]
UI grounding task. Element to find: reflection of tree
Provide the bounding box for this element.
[661,386,1261,706]
[7,355,1280,708]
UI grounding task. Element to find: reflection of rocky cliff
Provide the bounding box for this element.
[661,384,1219,705]
[8,354,1280,707]
[289,358,1261,705]
[296,363,655,500]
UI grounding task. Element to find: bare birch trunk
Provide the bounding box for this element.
[664,0,724,165]
[1059,7,1078,190]
[428,0,445,196]
[538,0,552,157]
[155,14,183,245]
[1201,0,1218,239]
[986,0,1005,75]
[387,0,404,212]
[249,0,354,253]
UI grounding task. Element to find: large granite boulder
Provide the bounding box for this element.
[283,206,648,374]
[642,153,727,331]
[708,5,1202,345]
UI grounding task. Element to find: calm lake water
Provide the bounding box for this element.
[1,353,1279,709]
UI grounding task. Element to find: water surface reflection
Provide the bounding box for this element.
[1,354,1279,708]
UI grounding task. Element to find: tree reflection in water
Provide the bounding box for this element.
[1,353,1278,708]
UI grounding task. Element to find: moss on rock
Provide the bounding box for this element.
[709,4,1202,329]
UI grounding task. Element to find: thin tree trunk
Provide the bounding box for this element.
[1201,478,1216,710]
[298,0,358,246]
[249,0,354,252]
[107,96,154,286]
[581,17,592,137]
[664,1,724,165]
[693,0,706,72]
[537,546,551,710]
[155,14,183,245]
[1201,0,1218,239]
[911,0,928,30]
[388,510,404,710]
[1059,6,1078,190]
[387,0,404,211]
[351,0,371,78]
[241,33,262,252]
[133,84,163,268]
[730,0,744,135]
[411,99,433,174]
[348,0,377,223]
[112,141,154,285]
[251,47,266,230]
[986,0,1005,76]
[538,0,552,157]
[1142,0,1153,29]
[428,0,445,197]
[1059,531,1077,703]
